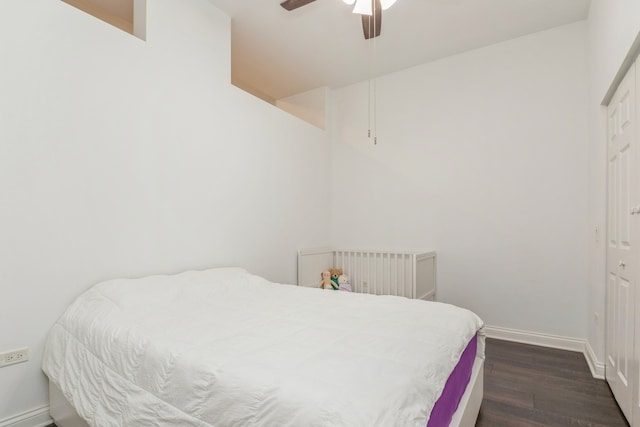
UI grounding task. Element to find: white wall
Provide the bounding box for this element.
[331,22,589,339]
[0,0,330,421]
[586,0,640,366]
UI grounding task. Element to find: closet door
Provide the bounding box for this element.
[606,61,637,424]
[634,58,640,427]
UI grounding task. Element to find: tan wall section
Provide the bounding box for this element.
[62,0,133,34]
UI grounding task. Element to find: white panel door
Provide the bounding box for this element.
[606,61,637,424]
[634,58,640,427]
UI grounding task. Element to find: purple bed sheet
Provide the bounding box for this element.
[426,334,478,427]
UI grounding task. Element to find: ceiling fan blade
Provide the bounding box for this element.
[361,0,382,39]
[280,0,316,11]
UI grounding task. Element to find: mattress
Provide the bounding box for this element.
[43,267,484,427]
[428,334,478,427]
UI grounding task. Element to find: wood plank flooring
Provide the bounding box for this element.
[477,338,629,427]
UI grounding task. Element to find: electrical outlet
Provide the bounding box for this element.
[0,348,29,367]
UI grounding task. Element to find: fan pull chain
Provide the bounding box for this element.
[367,18,372,140]
[365,0,379,144]
[367,76,371,138]
[373,0,378,144]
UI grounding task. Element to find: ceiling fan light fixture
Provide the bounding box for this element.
[352,0,373,15]
[380,0,396,10]
[342,0,356,4]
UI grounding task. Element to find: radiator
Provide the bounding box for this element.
[297,248,436,301]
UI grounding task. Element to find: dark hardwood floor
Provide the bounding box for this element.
[477,338,629,427]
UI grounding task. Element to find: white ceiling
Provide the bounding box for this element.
[211,0,591,101]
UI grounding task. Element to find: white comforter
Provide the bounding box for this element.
[43,267,483,427]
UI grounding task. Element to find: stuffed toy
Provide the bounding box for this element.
[329,268,343,288]
[319,270,337,290]
[338,274,352,292]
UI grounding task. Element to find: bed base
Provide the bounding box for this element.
[49,357,483,427]
[450,356,484,427]
[49,382,89,427]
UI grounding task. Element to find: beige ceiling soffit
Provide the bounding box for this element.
[231,78,277,105]
[62,0,135,37]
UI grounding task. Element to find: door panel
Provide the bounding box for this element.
[633,57,640,427]
[607,272,617,369]
[617,277,631,387]
[620,146,631,249]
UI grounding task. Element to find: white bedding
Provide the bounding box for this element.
[43,267,484,427]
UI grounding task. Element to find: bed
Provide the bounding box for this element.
[43,267,484,427]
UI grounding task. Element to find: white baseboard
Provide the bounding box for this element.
[484,325,606,380]
[0,406,52,427]
[485,325,585,352]
[584,340,606,379]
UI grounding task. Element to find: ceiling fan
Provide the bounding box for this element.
[280,0,397,40]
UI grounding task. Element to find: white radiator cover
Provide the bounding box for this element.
[297,248,436,300]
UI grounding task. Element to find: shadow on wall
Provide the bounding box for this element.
[232,80,329,130]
